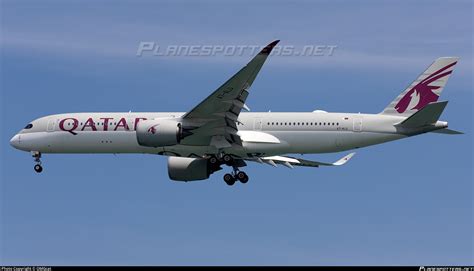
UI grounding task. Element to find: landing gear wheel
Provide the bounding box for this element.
[223,173,235,186]
[209,156,218,165]
[208,156,221,171]
[34,164,43,173]
[236,171,249,183]
[222,154,233,164]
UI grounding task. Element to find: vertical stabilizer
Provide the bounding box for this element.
[381,57,458,117]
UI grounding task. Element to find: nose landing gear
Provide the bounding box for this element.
[32,151,43,173]
[34,164,43,173]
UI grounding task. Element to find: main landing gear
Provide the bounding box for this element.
[208,154,233,167]
[223,169,249,186]
[32,151,43,173]
[208,153,234,173]
[207,154,249,186]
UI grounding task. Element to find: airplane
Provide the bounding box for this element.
[9,40,462,185]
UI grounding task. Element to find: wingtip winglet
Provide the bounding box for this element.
[260,40,280,55]
[333,152,356,166]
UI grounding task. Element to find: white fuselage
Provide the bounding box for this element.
[9,111,447,158]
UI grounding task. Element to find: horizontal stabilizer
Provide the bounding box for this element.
[430,128,464,135]
[332,152,356,166]
[253,152,356,168]
[397,101,448,127]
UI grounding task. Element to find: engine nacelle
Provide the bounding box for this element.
[167,157,210,181]
[136,119,182,147]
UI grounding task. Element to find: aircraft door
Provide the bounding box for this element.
[353,115,362,132]
[47,118,57,132]
[253,118,262,130]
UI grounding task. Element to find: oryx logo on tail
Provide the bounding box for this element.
[395,62,457,113]
[381,57,458,117]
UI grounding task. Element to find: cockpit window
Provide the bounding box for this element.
[24,124,33,129]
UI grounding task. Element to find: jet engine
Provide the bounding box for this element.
[167,157,210,181]
[136,119,182,147]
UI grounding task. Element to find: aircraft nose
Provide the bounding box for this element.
[10,134,20,149]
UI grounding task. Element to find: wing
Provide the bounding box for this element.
[430,128,463,134]
[249,153,356,168]
[180,40,280,148]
